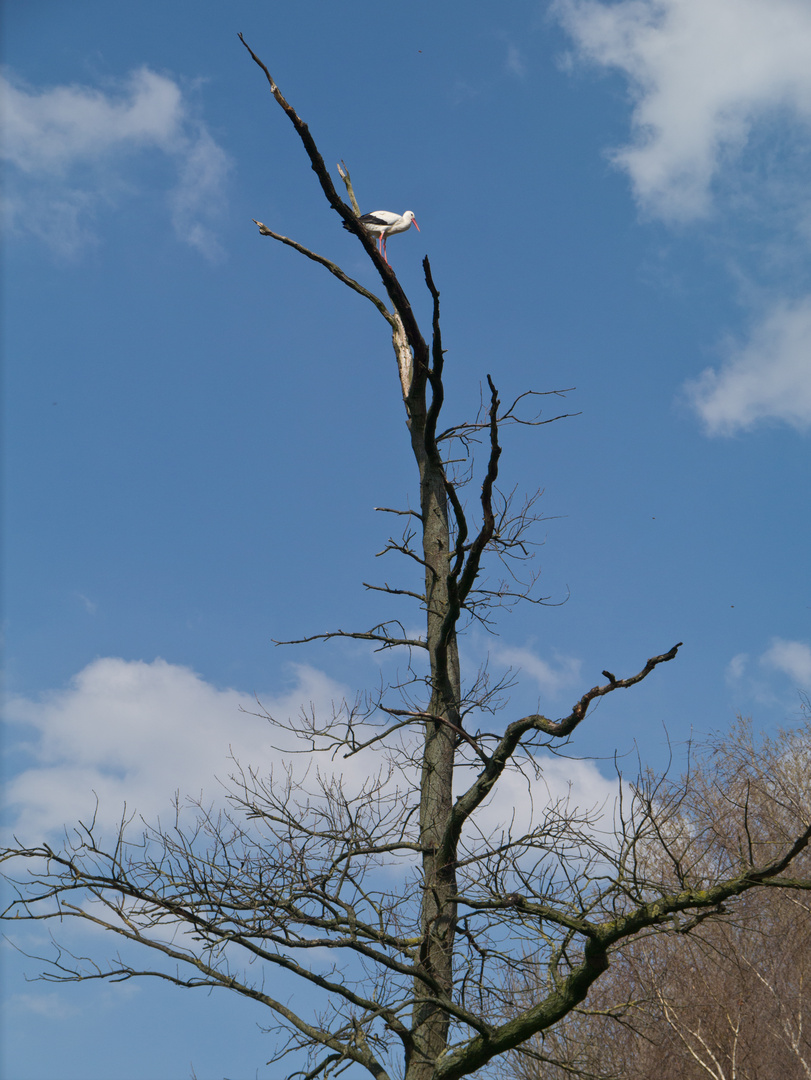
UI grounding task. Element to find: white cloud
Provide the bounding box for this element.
[0,67,230,258]
[1,67,183,172]
[492,644,582,696]
[725,638,810,707]
[554,0,811,221]
[554,0,811,436]
[461,751,619,845]
[3,657,350,842]
[760,637,811,686]
[684,295,811,433]
[3,655,619,870]
[726,653,749,682]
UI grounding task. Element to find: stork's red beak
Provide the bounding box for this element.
[413,219,420,231]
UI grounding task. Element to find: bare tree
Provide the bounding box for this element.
[499,719,811,1080]
[3,40,811,1080]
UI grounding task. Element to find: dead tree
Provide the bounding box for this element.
[3,39,811,1080]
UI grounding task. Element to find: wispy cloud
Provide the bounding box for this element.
[0,67,231,259]
[685,295,811,433]
[492,644,582,696]
[5,991,81,1021]
[74,591,98,615]
[505,42,527,79]
[726,637,811,705]
[553,0,811,222]
[169,125,230,259]
[726,653,749,682]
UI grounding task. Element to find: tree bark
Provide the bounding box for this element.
[403,310,461,1079]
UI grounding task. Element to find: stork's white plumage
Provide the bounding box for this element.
[344,210,420,264]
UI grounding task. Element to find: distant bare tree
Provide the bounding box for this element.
[499,719,811,1080]
[3,40,811,1080]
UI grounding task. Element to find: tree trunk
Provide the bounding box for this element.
[406,383,461,1080]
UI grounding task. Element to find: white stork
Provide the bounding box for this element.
[344,210,420,264]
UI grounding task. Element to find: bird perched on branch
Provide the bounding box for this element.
[344,210,420,265]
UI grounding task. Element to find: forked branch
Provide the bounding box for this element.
[446,643,684,850]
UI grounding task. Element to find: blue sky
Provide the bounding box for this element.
[2,1,810,1077]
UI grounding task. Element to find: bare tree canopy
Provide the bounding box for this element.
[3,39,811,1080]
[499,717,811,1080]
